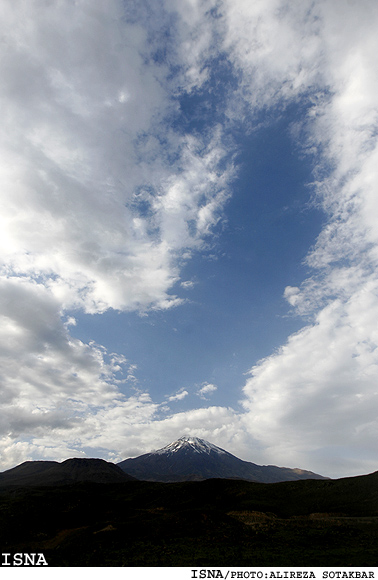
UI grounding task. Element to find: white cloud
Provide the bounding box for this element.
[0,276,139,420]
[180,280,196,289]
[283,286,301,307]
[221,0,324,113]
[197,383,218,399]
[0,0,233,316]
[167,389,189,402]
[242,283,378,477]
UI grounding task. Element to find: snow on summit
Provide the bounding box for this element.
[154,436,227,455]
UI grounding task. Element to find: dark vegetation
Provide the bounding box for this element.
[1,473,378,566]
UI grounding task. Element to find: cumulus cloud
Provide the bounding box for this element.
[0,275,147,429]
[242,287,378,476]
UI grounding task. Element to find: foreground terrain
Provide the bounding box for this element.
[1,473,378,566]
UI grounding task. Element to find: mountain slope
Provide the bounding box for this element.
[0,458,136,487]
[117,436,326,483]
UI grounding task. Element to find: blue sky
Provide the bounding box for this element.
[69,107,322,410]
[1,0,378,479]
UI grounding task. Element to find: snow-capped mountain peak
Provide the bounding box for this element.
[153,436,227,456]
[117,436,327,483]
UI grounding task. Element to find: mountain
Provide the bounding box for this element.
[117,435,326,483]
[0,457,136,487]
[0,437,325,487]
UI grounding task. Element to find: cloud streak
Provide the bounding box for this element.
[198,383,218,399]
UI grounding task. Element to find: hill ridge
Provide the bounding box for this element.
[0,457,136,487]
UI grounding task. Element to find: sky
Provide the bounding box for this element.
[1,0,378,479]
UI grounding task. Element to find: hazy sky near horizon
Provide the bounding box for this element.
[1,0,378,479]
